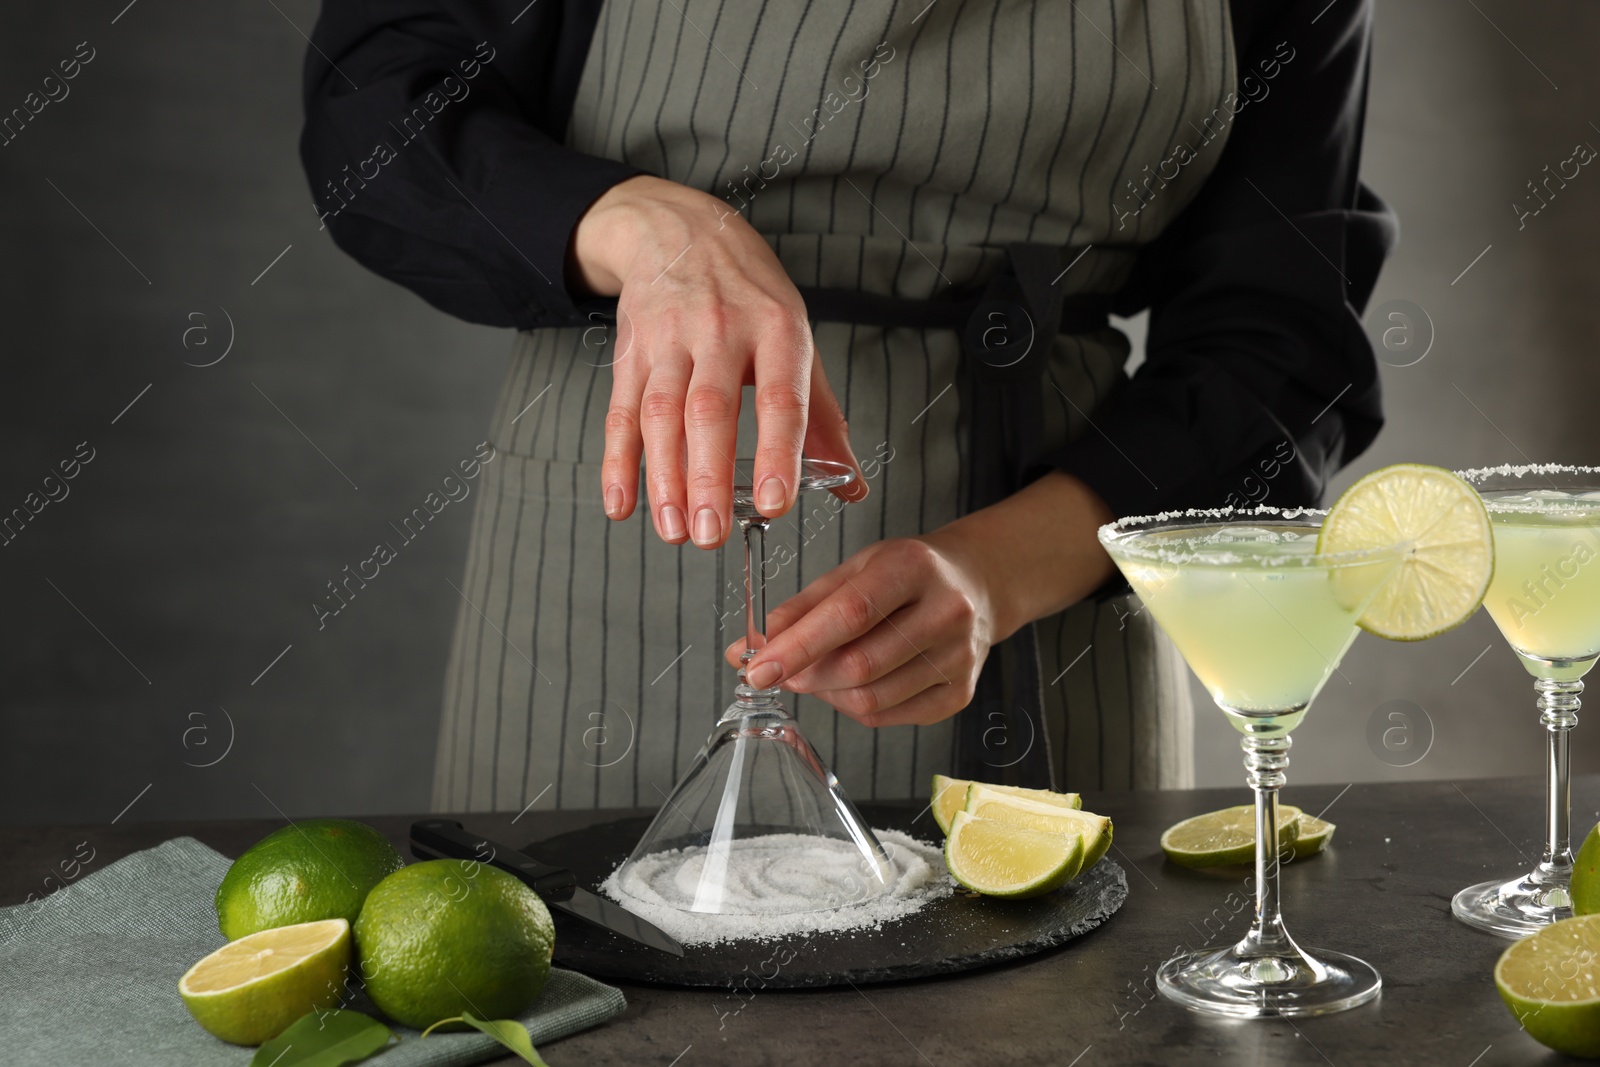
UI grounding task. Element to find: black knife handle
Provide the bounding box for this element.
[409,819,577,901]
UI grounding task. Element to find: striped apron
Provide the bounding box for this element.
[434,0,1237,813]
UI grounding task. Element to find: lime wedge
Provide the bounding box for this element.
[1495,914,1600,1058]
[972,782,1082,811]
[1160,805,1302,869]
[944,811,1085,898]
[1291,814,1336,858]
[179,918,350,1046]
[1572,823,1600,916]
[930,775,1080,835]
[931,775,967,835]
[964,785,1112,870]
[1317,463,1493,641]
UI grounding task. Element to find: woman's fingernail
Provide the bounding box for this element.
[604,485,624,517]
[660,505,686,540]
[757,476,786,511]
[692,507,721,545]
[747,661,782,688]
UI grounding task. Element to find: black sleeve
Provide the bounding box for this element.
[299,0,642,329]
[1039,0,1397,519]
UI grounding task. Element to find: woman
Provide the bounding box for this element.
[301,1,1394,813]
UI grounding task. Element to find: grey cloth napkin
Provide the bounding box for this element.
[0,836,627,1066]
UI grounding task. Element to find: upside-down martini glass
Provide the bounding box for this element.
[613,458,898,915]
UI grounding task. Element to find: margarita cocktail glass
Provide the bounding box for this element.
[1100,507,1408,1017]
[1452,465,1600,937]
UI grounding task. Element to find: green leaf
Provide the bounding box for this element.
[460,1012,553,1067]
[249,1010,395,1067]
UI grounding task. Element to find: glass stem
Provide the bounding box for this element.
[1534,677,1582,901]
[742,518,767,659]
[735,515,777,709]
[1239,733,1295,969]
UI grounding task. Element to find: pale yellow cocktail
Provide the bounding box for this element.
[1481,490,1600,680]
[1114,523,1399,729]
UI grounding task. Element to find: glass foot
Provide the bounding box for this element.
[1452,874,1573,938]
[1157,944,1382,1018]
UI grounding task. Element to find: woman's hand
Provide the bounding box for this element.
[724,472,1117,727]
[573,175,865,549]
[725,535,999,727]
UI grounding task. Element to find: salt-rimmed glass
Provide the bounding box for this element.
[1451,464,1600,938]
[612,458,899,916]
[1099,506,1410,1018]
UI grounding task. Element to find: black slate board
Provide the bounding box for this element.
[527,802,1127,988]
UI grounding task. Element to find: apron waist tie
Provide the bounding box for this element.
[796,283,1111,335]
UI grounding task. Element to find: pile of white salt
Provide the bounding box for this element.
[600,829,953,946]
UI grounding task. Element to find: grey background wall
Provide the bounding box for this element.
[0,0,507,824]
[1,1,1596,824]
[1193,0,1600,793]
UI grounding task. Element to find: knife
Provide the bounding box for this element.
[408,819,685,957]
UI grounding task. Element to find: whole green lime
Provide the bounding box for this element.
[354,860,554,1029]
[216,820,403,941]
[1572,823,1600,916]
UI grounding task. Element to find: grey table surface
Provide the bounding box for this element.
[7,775,1594,1066]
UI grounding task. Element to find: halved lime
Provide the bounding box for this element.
[1317,463,1493,641]
[179,918,350,1046]
[964,785,1111,870]
[1495,914,1600,1058]
[1160,805,1302,869]
[944,811,1085,898]
[930,775,1080,835]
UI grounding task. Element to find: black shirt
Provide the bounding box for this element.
[299,0,1395,519]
